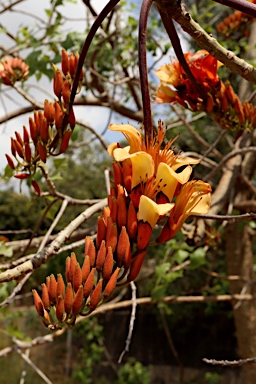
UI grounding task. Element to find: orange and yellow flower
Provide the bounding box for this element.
[0,57,29,85]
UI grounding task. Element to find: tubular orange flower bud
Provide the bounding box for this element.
[23,125,30,144]
[64,282,73,315]
[109,196,117,223]
[116,226,130,266]
[69,53,76,78]
[106,217,118,252]
[34,111,39,129]
[65,256,71,283]
[221,93,228,112]
[15,131,23,147]
[73,262,82,292]
[104,268,120,298]
[62,77,71,104]
[89,279,103,311]
[122,160,132,192]
[37,141,47,163]
[5,154,15,169]
[126,250,147,282]
[13,139,24,158]
[81,255,90,283]
[24,143,31,163]
[85,236,96,267]
[32,289,44,317]
[225,82,236,103]
[41,283,50,311]
[48,274,57,304]
[206,94,214,113]
[83,268,96,298]
[96,217,106,249]
[102,247,114,280]
[61,49,69,76]
[137,221,152,251]
[60,130,72,153]
[42,309,51,327]
[72,285,84,316]
[57,274,65,298]
[29,118,38,143]
[68,107,76,129]
[40,118,49,144]
[44,100,55,124]
[11,138,16,157]
[53,67,63,98]
[103,206,111,224]
[54,101,64,130]
[117,192,127,229]
[14,173,30,180]
[69,252,77,282]
[234,96,245,123]
[96,240,106,271]
[46,276,50,291]
[31,180,41,196]
[112,162,123,189]
[56,295,65,322]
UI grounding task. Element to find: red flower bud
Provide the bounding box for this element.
[72,285,84,316]
[32,289,44,317]
[64,282,73,315]
[81,255,90,283]
[73,262,82,293]
[96,240,106,271]
[41,283,50,311]
[104,268,120,298]
[102,247,114,280]
[31,179,41,196]
[5,154,15,169]
[61,49,69,76]
[57,274,65,298]
[59,130,72,154]
[127,250,147,282]
[56,295,65,322]
[53,67,63,98]
[23,125,30,144]
[83,268,95,298]
[89,279,103,311]
[62,77,71,104]
[85,236,96,267]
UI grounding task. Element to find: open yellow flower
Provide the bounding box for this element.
[156,180,212,243]
[137,195,174,250]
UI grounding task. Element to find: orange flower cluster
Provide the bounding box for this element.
[155,50,256,131]
[5,50,84,194]
[0,57,29,85]
[217,0,256,37]
[33,122,211,329]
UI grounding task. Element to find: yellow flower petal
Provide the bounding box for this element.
[108,124,142,153]
[172,156,200,171]
[138,195,174,228]
[130,152,154,189]
[155,163,192,202]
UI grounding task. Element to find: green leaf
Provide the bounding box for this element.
[0,241,13,257]
[173,249,189,264]
[155,262,171,278]
[190,247,206,269]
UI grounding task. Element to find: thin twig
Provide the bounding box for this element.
[16,347,53,384]
[118,281,137,363]
[203,356,256,366]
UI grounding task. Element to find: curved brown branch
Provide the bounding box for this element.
[155,0,256,83]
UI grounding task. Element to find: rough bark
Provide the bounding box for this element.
[225,224,256,383]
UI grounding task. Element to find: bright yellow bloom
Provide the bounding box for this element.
[157,180,212,243]
[138,195,174,229]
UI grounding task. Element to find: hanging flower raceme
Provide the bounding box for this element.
[155,50,256,131]
[33,121,211,330]
[5,50,84,195]
[0,57,29,85]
